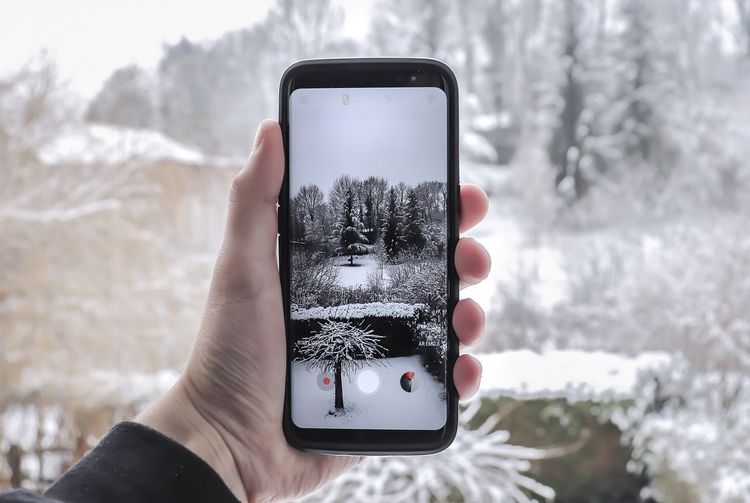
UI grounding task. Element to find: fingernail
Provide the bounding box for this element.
[252,122,264,151]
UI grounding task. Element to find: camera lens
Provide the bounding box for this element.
[410,75,417,82]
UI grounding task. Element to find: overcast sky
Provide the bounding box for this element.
[0,0,374,98]
[289,87,447,195]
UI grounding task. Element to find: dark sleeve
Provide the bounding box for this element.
[0,422,239,503]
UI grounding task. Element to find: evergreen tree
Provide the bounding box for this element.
[546,0,588,199]
[403,188,427,253]
[382,187,404,261]
[336,187,368,265]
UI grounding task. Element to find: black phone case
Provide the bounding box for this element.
[278,58,460,455]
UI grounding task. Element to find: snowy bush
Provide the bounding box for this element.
[387,257,447,321]
[613,360,750,502]
[291,250,339,309]
[486,216,750,501]
[300,401,554,503]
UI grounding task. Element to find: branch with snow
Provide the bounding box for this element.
[295,320,387,374]
[301,400,555,503]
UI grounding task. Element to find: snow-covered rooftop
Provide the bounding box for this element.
[477,350,673,402]
[38,123,242,166]
[291,302,428,321]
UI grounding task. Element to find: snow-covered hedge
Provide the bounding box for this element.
[479,350,673,402]
[291,302,428,321]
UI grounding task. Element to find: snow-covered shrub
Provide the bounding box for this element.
[290,250,339,309]
[300,401,554,503]
[613,360,750,502]
[291,303,427,322]
[488,215,750,501]
[388,257,447,321]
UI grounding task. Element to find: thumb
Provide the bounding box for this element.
[213,120,285,297]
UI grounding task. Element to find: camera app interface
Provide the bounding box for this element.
[289,87,448,430]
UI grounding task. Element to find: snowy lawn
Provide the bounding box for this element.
[291,355,446,430]
[329,253,387,288]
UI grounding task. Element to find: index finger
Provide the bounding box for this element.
[459,184,489,233]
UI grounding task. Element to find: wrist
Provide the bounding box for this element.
[135,379,249,503]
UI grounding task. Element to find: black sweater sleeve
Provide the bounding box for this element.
[0,422,239,503]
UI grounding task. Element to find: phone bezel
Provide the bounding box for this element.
[278,58,460,455]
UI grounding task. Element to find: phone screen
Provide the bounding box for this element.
[288,87,448,430]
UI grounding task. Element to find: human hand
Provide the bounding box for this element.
[136,120,491,502]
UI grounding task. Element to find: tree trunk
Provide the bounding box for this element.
[8,444,22,488]
[334,362,344,410]
[349,254,354,265]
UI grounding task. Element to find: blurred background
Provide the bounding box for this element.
[1,0,749,501]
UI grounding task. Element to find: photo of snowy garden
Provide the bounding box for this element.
[2,0,750,501]
[289,176,448,429]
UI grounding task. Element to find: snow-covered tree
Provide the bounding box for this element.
[293,184,329,249]
[368,0,454,59]
[295,321,386,411]
[382,187,405,261]
[403,188,427,253]
[86,65,156,129]
[361,176,387,243]
[335,187,369,265]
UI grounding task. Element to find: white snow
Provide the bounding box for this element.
[329,253,385,287]
[461,130,499,163]
[291,302,427,321]
[37,123,242,166]
[477,350,673,402]
[461,163,568,313]
[291,355,446,430]
[473,112,514,131]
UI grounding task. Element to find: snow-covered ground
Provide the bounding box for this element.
[329,253,385,288]
[291,355,446,430]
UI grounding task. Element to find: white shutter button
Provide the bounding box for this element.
[356,369,379,394]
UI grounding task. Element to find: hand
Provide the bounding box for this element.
[136,120,491,502]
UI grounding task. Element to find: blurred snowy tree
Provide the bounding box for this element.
[86,65,156,129]
[302,401,555,502]
[737,0,750,56]
[369,0,454,60]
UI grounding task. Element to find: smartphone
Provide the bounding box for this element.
[278,59,459,454]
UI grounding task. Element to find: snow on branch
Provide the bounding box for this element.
[302,401,555,503]
[295,320,387,374]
